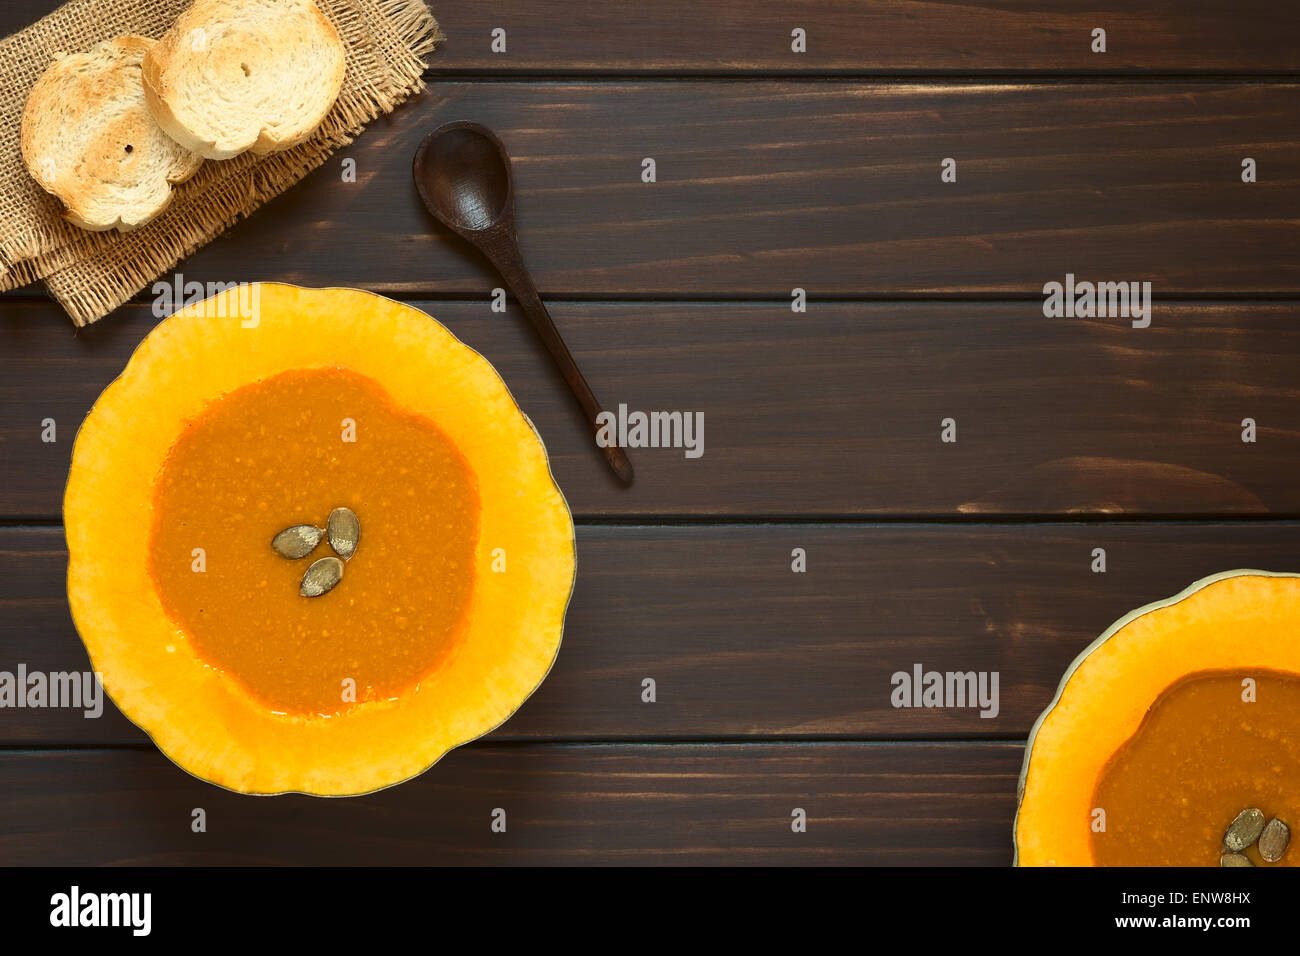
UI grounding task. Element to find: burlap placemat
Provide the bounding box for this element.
[0,0,440,326]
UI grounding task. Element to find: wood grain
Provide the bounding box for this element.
[0,743,1021,864]
[8,523,1300,745]
[6,1,1300,74]
[65,81,1295,298]
[5,299,1300,518]
[425,0,1300,74]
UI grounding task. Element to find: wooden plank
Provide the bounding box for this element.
[0,742,1020,864]
[7,523,1300,745]
[5,299,1300,518]
[426,0,1300,74]
[6,1,1300,74]
[22,80,1280,299]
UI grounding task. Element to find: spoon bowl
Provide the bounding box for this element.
[413,122,511,233]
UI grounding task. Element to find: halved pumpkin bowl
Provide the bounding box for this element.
[65,283,575,796]
[1015,570,1300,865]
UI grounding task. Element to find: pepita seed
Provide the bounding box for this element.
[300,556,344,598]
[271,524,324,559]
[1220,852,1254,867]
[1259,818,1290,863]
[1223,808,1267,852]
[327,506,360,560]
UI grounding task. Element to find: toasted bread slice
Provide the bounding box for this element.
[143,0,346,160]
[20,36,204,232]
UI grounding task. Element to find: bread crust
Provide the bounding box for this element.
[142,0,347,161]
[20,35,204,232]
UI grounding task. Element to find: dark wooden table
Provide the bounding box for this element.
[2,0,1299,865]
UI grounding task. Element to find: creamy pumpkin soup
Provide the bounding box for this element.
[147,367,480,717]
[1091,669,1298,866]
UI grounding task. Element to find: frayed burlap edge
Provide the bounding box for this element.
[5,0,441,326]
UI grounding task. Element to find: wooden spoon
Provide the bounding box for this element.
[413,121,634,486]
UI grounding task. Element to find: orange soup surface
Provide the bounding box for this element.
[148,368,480,717]
[1092,669,1300,866]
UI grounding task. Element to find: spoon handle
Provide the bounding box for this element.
[483,231,634,485]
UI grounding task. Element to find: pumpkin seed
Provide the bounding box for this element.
[1259,818,1290,863]
[1223,808,1267,852]
[271,524,324,559]
[327,507,360,560]
[300,556,344,598]
[1220,852,1254,867]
